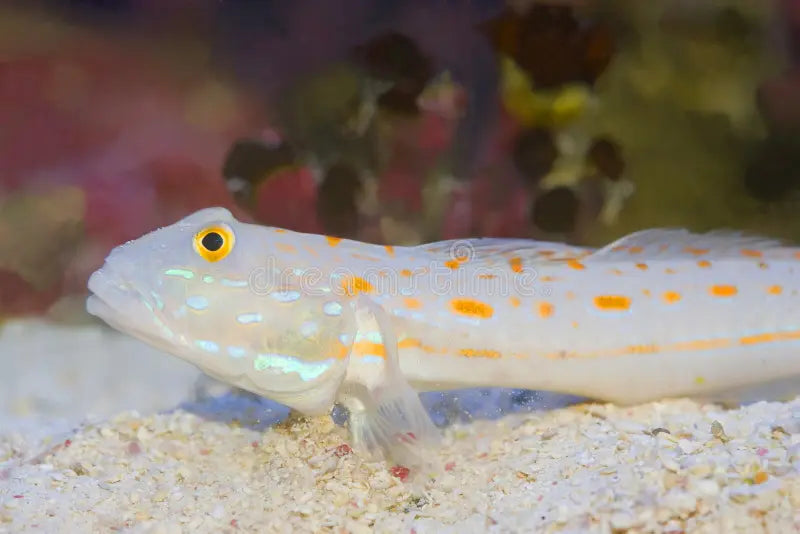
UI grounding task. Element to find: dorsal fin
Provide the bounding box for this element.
[418,237,594,263]
[588,228,788,261]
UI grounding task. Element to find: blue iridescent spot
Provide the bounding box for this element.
[355,331,382,344]
[323,301,342,316]
[164,268,194,280]
[221,278,248,288]
[237,312,263,324]
[195,340,219,353]
[253,353,332,381]
[227,346,247,358]
[186,295,209,311]
[150,291,165,310]
[299,321,318,338]
[271,290,301,303]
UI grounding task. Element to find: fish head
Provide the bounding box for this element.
[86,207,353,413]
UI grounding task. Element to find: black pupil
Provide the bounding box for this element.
[202,232,224,252]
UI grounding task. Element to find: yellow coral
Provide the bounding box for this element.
[498,55,591,128]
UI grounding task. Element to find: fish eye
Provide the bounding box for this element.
[193,224,235,262]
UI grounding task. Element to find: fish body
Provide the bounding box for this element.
[87,207,800,465]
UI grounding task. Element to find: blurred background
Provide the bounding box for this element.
[2,0,800,435]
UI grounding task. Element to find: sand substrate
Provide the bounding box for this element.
[2,320,799,533]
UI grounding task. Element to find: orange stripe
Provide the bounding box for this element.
[458,348,501,359]
[353,341,386,358]
[741,249,762,258]
[398,338,422,349]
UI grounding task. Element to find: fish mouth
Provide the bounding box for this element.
[87,266,193,361]
[86,268,157,340]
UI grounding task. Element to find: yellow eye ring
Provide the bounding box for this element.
[193,224,235,262]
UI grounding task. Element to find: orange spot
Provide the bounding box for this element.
[567,259,585,270]
[571,321,579,328]
[610,268,624,275]
[398,338,422,349]
[400,269,412,277]
[684,247,709,256]
[445,252,470,270]
[458,348,501,359]
[665,268,677,274]
[403,297,423,309]
[611,246,627,252]
[663,291,682,304]
[754,471,769,485]
[642,289,651,297]
[794,251,800,260]
[274,228,287,234]
[478,273,497,280]
[538,250,556,256]
[509,257,523,273]
[449,298,494,319]
[741,249,762,258]
[565,291,576,300]
[697,260,711,268]
[593,295,632,311]
[710,284,737,297]
[384,245,395,257]
[635,263,648,271]
[326,236,342,247]
[538,302,554,318]
[539,276,559,282]
[509,296,521,307]
[628,246,643,254]
[353,341,386,359]
[768,285,783,295]
[275,243,296,254]
[340,276,374,296]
